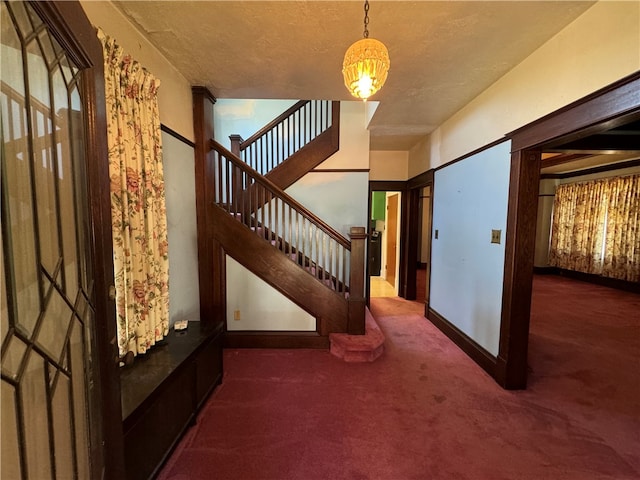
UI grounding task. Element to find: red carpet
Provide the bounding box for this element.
[158,275,639,479]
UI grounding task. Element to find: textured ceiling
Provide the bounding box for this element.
[113,1,596,150]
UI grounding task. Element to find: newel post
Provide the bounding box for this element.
[229,134,243,157]
[228,135,244,210]
[348,226,367,335]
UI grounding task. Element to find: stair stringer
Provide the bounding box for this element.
[212,205,349,336]
[264,127,339,191]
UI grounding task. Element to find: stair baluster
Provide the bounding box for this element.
[229,100,340,184]
[211,139,357,301]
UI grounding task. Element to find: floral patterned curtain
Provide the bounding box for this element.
[98,29,169,358]
[549,174,639,282]
[549,180,607,274]
[601,175,639,281]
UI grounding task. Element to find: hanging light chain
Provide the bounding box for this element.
[363,0,370,38]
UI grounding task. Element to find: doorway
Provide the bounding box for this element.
[368,188,403,298]
[385,193,399,289]
[500,72,640,389]
[416,186,432,305]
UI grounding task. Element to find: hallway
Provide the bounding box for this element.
[370,276,396,298]
[158,276,639,480]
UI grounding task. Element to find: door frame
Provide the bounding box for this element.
[498,71,640,389]
[368,174,435,306]
[367,181,407,304]
[406,169,435,314]
[31,2,125,476]
[384,193,400,290]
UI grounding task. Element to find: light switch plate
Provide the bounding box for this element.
[491,229,501,244]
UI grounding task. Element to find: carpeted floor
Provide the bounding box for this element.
[158,275,640,480]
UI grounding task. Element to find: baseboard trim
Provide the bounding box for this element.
[224,331,330,349]
[535,267,639,293]
[533,266,559,275]
[427,308,498,379]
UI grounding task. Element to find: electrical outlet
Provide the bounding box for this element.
[491,229,501,244]
[233,310,241,321]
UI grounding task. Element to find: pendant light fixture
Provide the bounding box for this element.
[342,0,390,101]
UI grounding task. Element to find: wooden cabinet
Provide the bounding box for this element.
[120,322,223,480]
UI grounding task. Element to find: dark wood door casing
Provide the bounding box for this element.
[405,169,434,312]
[367,181,409,303]
[496,148,541,389]
[501,71,640,389]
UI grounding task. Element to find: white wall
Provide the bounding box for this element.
[317,101,370,170]
[226,257,315,331]
[430,141,511,357]
[369,151,409,181]
[286,172,369,238]
[408,135,431,179]
[80,1,200,326]
[80,0,194,141]
[162,133,200,324]
[426,1,640,170]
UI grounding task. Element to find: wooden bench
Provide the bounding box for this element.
[120,322,224,480]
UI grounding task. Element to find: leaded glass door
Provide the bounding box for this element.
[1,1,121,478]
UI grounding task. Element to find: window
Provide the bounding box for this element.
[549,174,639,282]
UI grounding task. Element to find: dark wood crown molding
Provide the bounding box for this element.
[540,158,640,180]
[509,72,640,151]
[192,86,217,105]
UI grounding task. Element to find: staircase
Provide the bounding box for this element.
[193,91,383,359]
[230,100,340,187]
[209,140,365,338]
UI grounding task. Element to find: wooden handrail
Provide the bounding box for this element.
[209,139,351,250]
[240,100,308,149]
[232,100,336,176]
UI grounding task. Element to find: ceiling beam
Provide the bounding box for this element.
[539,153,591,167]
[546,133,640,154]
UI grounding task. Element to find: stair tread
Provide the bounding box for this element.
[329,308,384,362]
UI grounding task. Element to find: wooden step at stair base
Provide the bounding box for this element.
[329,308,384,362]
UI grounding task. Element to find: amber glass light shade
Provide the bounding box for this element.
[342,37,390,100]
